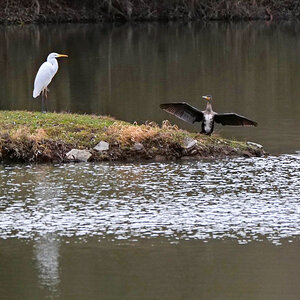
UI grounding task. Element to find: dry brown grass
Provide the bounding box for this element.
[107,122,161,145]
[10,127,47,142]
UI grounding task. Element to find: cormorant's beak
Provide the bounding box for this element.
[57,54,68,58]
[202,95,211,101]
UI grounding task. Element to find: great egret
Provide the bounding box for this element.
[33,52,68,112]
[160,95,257,135]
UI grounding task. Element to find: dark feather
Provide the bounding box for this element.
[160,102,204,124]
[214,113,258,127]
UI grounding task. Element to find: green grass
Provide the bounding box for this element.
[0,110,119,148]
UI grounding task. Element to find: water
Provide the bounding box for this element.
[1,158,300,243]
[2,22,300,154]
[1,22,300,299]
[1,157,300,299]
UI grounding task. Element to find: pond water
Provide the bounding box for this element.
[1,158,300,299]
[1,22,300,154]
[1,22,300,299]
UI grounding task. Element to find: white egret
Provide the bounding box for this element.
[33,52,68,112]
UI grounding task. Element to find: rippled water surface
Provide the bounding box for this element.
[1,157,300,244]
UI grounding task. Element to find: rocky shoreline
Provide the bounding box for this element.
[0,111,266,163]
[0,0,299,24]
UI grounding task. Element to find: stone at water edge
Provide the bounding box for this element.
[246,141,263,149]
[183,137,197,149]
[66,149,92,162]
[94,141,109,152]
[133,142,144,151]
[155,155,166,162]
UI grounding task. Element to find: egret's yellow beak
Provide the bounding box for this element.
[57,54,68,58]
[202,95,211,101]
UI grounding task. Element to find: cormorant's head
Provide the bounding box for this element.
[202,95,212,102]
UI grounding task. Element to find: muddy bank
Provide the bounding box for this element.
[0,111,266,163]
[0,0,299,24]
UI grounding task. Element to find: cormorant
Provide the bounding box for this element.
[160,95,257,135]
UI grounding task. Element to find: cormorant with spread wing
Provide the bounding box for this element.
[160,95,257,135]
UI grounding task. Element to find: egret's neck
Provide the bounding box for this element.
[47,57,58,71]
[205,101,212,112]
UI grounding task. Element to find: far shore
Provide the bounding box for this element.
[0,0,299,24]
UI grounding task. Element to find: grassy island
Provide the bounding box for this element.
[0,111,266,163]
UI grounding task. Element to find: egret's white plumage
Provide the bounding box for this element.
[33,52,68,103]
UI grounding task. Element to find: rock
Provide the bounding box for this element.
[246,141,263,149]
[183,137,197,149]
[243,151,252,158]
[133,142,144,151]
[155,155,166,162]
[94,141,109,152]
[181,155,202,161]
[66,149,92,162]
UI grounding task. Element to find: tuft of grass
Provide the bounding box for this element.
[0,110,265,163]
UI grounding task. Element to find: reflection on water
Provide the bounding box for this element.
[1,23,300,153]
[34,235,60,293]
[1,156,300,244]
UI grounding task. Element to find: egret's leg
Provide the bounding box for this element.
[41,91,45,113]
[41,90,46,113]
[45,89,48,112]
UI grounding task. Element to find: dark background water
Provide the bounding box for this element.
[1,22,300,300]
[1,22,300,154]
[2,237,300,300]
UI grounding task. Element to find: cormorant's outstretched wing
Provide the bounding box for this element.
[214,113,258,127]
[160,102,204,124]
